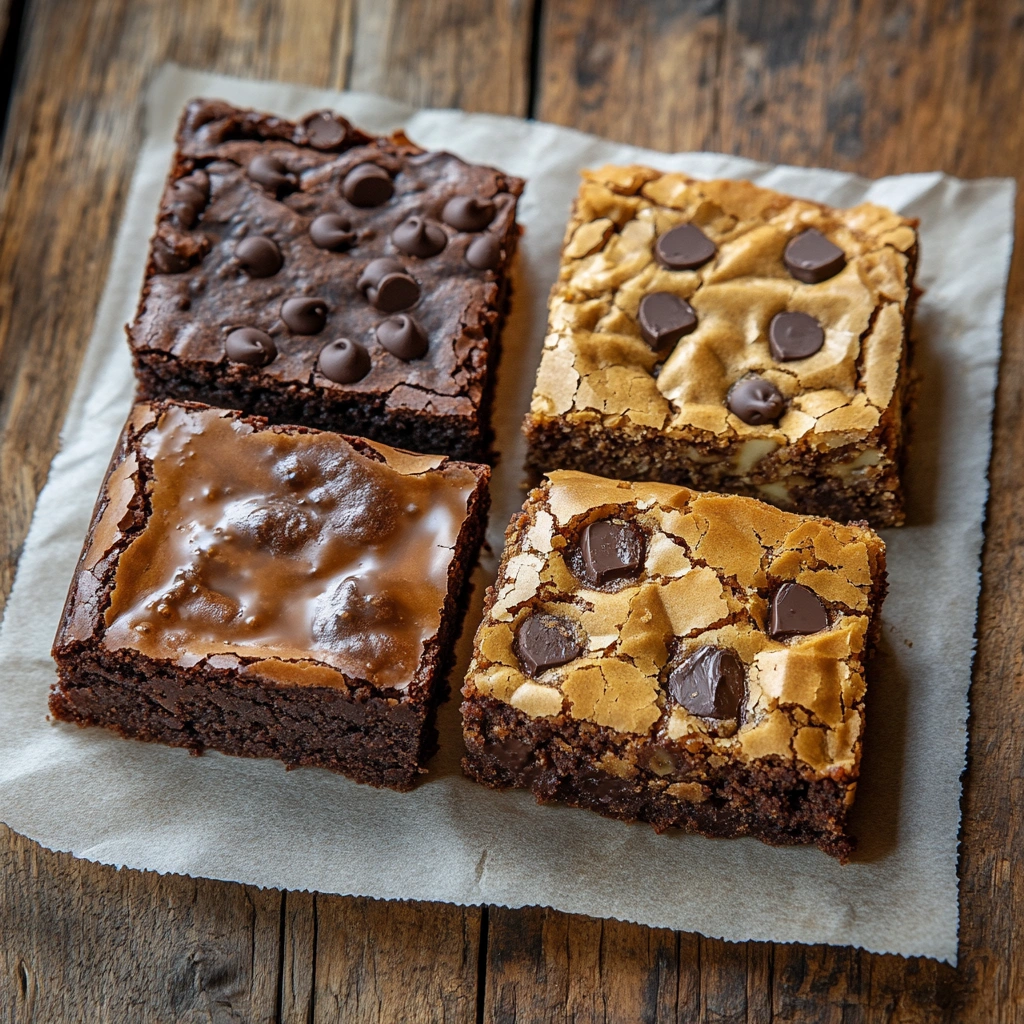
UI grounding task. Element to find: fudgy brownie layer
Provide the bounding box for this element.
[462,695,853,860]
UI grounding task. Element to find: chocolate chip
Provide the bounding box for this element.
[303,111,347,150]
[234,236,282,278]
[319,338,371,383]
[152,239,191,274]
[769,583,828,638]
[376,315,428,361]
[281,297,328,334]
[727,376,786,425]
[357,258,420,312]
[667,647,745,720]
[769,311,825,361]
[515,613,583,677]
[392,216,447,258]
[465,233,501,270]
[342,163,393,207]
[247,154,296,196]
[654,223,716,271]
[442,196,497,232]
[225,327,277,367]
[309,214,355,251]
[638,292,698,348]
[578,519,645,587]
[784,229,846,283]
[169,170,209,228]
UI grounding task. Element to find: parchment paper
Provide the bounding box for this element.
[0,65,1014,963]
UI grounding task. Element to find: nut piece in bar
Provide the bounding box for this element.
[130,99,523,463]
[51,400,490,790]
[461,470,887,861]
[524,166,919,526]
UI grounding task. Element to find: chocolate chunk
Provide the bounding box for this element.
[319,338,371,384]
[655,223,716,271]
[784,229,846,283]
[638,292,698,348]
[357,258,420,312]
[309,213,355,251]
[667,646,745,720]
[225,327,277,367]
[281,297,328,334]
[234,236,282,278]
[727,376,786,425]
[169,171,209,228]
[515,613,582,677]
[247,154,296,196]
[442,196,497,232]
[152,239,191,275]
[465,233,501,270]
[392,216,447,258]
[376,315,428,361]
[342,163,393,207]
[769,583,828,638]
[578,519,645,587]
[302,111,347,150]
[769,311,825,361]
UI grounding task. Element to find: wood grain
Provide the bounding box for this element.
[3,0,1024,1020]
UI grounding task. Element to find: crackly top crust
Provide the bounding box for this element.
[54,400,488,696]
[464,470,886,779]
[529,166,916,448]
[130,99,523,419]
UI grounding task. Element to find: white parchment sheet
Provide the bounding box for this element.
[0,65,1015,963]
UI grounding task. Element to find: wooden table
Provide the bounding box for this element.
[1,2,1021,1020]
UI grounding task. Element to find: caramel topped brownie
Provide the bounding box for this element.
[130,100,523,461]
[524,166,918,526]
[51,400,490,789]
[461,470,887,859]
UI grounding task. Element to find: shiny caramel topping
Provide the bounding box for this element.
[103,405,478,690]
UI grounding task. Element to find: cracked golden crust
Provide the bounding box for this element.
[464,470,886,779]
[525,167,917,524]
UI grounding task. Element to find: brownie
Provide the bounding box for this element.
[129,99,523,462]
[50,400,490,790]
[461,470,887,860]
[524,166,918,527]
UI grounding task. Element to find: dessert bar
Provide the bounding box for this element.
[51,400,490,789]
[461,470,887,859]
[524,166,917,526]
[130,100,523,462]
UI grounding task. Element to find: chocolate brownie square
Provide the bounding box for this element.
[461,469,887,859]
[51,400,490,789]
[129,100,523,462]
[524,166,918,526]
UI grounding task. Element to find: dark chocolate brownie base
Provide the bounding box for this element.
[461,695,855,861]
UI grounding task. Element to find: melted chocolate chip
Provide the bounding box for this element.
[667,646,745,720]
[342,163,393,207]
[442,196,497,232]
[169,171,209,228]
[309,214,356,251]
[578,519,645,587]
[319,338,371,384]
[281,297,328,334]
[392,216,447,258]
[465,233,501,270]
[769,583,829,638]
[784,229,846,283]
[234,236,282,278]
[247,154,296,196]
[225,327,277,367]
[376,315,428,361]
[769,311,825,361]
[302,111,347,150]
[654,223,716,271]
[727,376,786,425]
[638,292,698,348]
[357,258,420,312]
[515,613,583,677]
[152,239,191,274]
